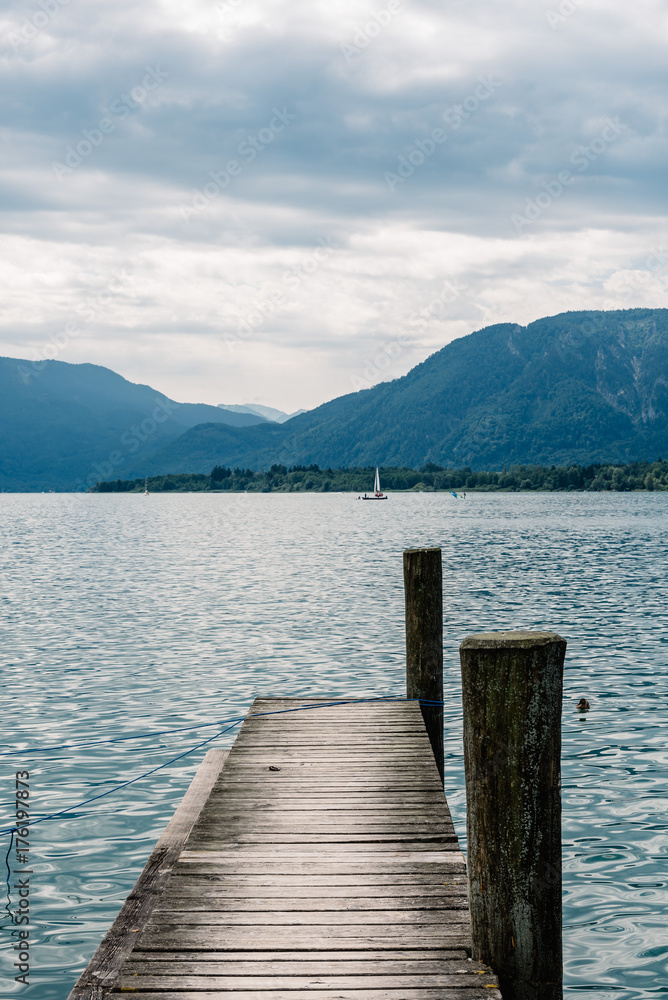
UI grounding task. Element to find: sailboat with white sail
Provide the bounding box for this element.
[361,466,388,500]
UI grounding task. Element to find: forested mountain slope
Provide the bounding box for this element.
[0,358,264,490]
[139,309,668,475]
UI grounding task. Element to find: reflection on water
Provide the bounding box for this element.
[1,491,667,997]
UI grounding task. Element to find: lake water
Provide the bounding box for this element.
[1,491,667,998]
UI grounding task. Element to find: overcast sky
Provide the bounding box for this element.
[1,0,666,411]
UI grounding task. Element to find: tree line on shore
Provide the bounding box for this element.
[93,459,668,493]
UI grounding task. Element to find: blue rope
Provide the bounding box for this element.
[1,693,448,921]
[0,720,243,841]
[4,829,14,890]
[0,716,247,758]
[0,696,432,758]
[0,696,445,859]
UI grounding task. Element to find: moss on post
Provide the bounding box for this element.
[460,630,565,1000]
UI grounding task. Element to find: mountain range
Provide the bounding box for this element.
[2,308,667,491]
[133,308,668,478]
[0,359,265,492]
[217,403,307,423]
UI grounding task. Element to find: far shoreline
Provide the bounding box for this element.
[88,459,667,495]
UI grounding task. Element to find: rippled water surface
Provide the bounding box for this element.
[1,491,667,998]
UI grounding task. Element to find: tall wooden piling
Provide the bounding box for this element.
[459,630,566,1000]
[404,547,444,783]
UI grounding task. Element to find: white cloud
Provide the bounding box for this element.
[0,0,665,410]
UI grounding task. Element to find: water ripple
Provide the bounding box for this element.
[1,492,667,998]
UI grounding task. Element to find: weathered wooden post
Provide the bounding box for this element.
[404,547,444,783]
[460,631,565,1000]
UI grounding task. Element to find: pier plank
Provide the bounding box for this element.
[154,898,471,911]
[69,698,499,999]
[109,992,500,999]
[123,949,472,964]
[66,748,229,1000]
[115,973,498,990]
[162,882,469,895]
[123,956,478,972]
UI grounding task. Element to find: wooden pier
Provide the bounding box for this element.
[69,697,501,999]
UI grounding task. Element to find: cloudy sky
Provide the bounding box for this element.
[1,0,667,411]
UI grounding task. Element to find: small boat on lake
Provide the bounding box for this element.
[361,467,388,500]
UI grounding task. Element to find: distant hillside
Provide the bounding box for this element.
[137,309,668,475]
[0,358,265,491]
[218,403,307,423]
